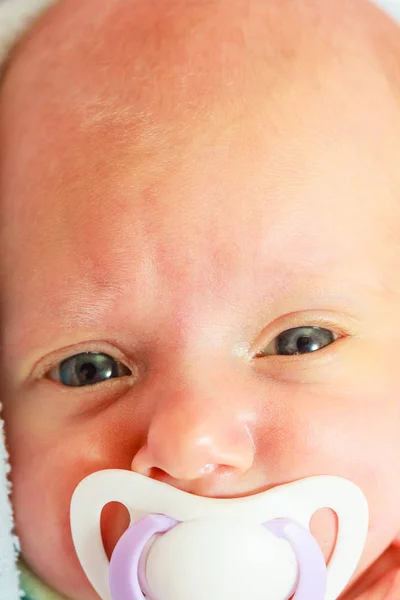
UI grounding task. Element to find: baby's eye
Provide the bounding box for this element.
[256,326,337,357]
[48,352,132,387]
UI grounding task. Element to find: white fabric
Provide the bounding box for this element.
[0,1,399,599]
[0,0,58,70]
[0,405,19,600]
[374,0,400,20]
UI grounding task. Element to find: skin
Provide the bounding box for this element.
[1,0,400,598]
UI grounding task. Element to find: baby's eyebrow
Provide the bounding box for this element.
[7,266,379,384]
[35,277,368,339]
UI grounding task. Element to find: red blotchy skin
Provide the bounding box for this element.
[2,1,400,599]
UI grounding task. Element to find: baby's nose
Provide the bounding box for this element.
[131,388,255,482]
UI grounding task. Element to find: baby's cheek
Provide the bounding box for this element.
[12,446,95,599]
[253,380,400,577]
[7,409,137,600]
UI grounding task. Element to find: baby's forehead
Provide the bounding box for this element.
[1,0,400,321]
[2,0,398,133]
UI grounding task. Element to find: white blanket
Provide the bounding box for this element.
[0,405,19,600]
[374,0,400,19]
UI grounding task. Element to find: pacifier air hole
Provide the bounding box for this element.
[309,508,338,565]
[101,502,131,559]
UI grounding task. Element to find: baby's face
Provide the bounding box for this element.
[2,1,400,599]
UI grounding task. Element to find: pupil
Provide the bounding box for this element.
[274,326,334,356]
[58,352,127,387]
[297,336,312,352]
[79,362,98,381]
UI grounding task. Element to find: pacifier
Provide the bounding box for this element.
[70,471,368,600]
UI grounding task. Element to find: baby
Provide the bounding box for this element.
[1,0,400,598]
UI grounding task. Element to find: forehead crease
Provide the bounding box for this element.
[49,185,338,290]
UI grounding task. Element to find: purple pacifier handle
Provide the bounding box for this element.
[109,514,178,600]
[265,519,327,600]
[109,515,327,600]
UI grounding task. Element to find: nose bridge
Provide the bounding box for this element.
[131,369,256,481]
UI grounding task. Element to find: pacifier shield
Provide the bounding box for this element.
[71,471,369,600]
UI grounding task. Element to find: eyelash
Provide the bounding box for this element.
[31,340,135,381]
[31,312,354,384]
[250,313,352,359]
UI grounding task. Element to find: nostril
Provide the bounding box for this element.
[101,501,130,560]
[147,467,172,482]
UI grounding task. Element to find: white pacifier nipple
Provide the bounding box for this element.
[142,517,297,600]
[70,471,369,600]
[111,514,325,600]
